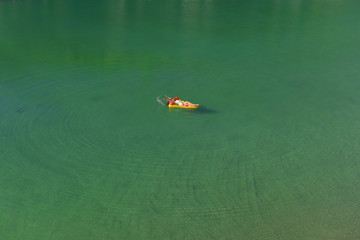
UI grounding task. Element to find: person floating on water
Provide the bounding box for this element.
[163,95,199,107]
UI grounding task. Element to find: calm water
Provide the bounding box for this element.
[1,0,360,239]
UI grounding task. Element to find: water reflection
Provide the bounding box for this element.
[0,0,350,66]
[180,0,216,31]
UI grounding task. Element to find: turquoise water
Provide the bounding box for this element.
[1,0,360,239]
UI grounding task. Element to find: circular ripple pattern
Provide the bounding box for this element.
[1,0,360,237]
[1,64,169,172]
[1,62,360,240]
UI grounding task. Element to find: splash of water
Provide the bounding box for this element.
[156,96,165,105]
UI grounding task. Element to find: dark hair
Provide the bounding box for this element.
[166,101,170,105]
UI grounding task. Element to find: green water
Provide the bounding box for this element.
[1,0,360,239]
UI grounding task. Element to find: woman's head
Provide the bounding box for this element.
[173,97,180,100]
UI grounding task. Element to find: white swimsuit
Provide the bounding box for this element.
[174,100,183,106]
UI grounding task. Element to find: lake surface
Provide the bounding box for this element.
[1,0,360,239]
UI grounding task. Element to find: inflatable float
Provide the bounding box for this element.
[168,100,199,109]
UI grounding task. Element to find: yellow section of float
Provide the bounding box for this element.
[168,100,199,109]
